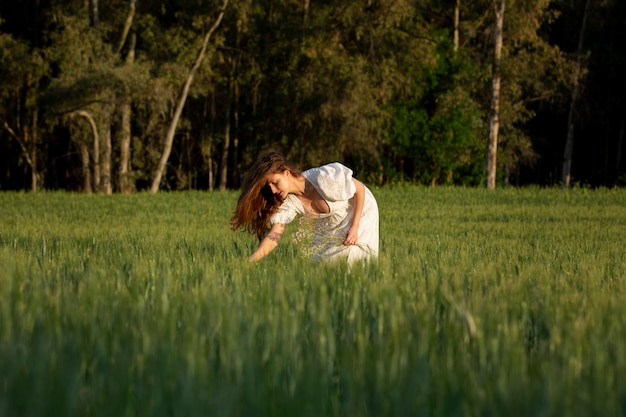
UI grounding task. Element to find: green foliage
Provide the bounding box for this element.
[0,35,41,101]
[388,36,484,185]
[1,188,625,416]
[2,0,623,190]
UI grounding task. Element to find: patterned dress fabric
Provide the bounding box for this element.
[270,162,379,264]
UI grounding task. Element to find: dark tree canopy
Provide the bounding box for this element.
[0,0,624,191]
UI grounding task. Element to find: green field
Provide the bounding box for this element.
[1,187,625,417]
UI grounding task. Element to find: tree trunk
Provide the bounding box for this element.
[81,143,93,193]
[453,0,460,53]
[150,0,229,193]
[561,0,591,188]
[102,117,112,194]
[218,76,232,191]
[207,87,216,191]
[119,98,133,193]
[116,0,136,55]
[70,110,100,193]
[92,120,101,192]
[119,32,136,194]
[185,132,193,188]
[90,0,99,28]
[3,121,42,190]
[303,0,310,26]
[30,110,38,191]
[22,112,38,191]
[486,0,505,190]
[231,81,240,188]
[208,152,214,191]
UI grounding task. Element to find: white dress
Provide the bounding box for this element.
[270,162,379,265]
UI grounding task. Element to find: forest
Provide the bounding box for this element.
[0,0,624,192]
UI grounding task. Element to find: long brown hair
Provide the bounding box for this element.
[230,152,302,240]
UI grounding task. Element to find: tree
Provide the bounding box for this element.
[388,39,484,185]
[486,0,505,189]
[0,33,47,191]
[464,0,574,187]
[0,0,617,190]
[43,11,117,193]
[67,110,100,193]
[150,0,229,193]
[117,0,137,194]
[561,0,591,187]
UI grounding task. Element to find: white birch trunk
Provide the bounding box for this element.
[150,0,229,193]
[30,111,38,191]
[486,0,505,190]
[102,118,112,194]
[119,32,136,194]
[453,0,460,53]
[69,110,100,193]
[81,143,93,193]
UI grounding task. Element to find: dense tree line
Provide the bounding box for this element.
[0,0,624,192]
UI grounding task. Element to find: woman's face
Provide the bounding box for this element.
[266,170,291,199]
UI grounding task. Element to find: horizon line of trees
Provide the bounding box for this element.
[1,0,624,193]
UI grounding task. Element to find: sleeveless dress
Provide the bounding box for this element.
[270,162,379,265]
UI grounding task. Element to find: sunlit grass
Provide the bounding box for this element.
[0,187,625,416]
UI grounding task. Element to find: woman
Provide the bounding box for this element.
[231,152,379,265]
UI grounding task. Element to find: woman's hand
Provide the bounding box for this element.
[344,227,359,246]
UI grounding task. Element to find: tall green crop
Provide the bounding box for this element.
[0,187,625,417]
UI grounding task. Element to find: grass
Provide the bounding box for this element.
[0,187,625,417]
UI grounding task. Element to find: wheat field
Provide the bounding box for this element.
[0,187,625,417]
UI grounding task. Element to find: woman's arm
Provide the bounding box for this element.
[344,178,365,245]
[249,223,286,262]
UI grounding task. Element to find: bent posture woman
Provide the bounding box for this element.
[231,152,379,265]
